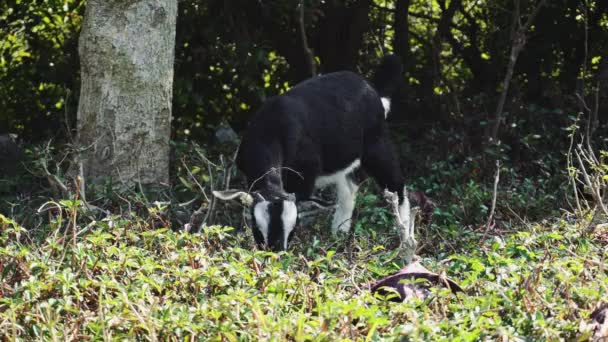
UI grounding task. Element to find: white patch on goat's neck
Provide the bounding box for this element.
[253,201,270,245]
[281,201,298,250]
[331,176,358,233]
[313,159,361,234]
[314,159,361,189]
[381,97,391,119]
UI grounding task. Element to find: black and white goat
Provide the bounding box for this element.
[214,55,410,251]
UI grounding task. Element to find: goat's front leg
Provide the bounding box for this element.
[331,174,359,234]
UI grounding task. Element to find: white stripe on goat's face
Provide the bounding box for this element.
[253,201,270,245]
[281,200,298,250]
[251,199,298,251]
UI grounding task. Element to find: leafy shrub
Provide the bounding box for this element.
[1,193,607,340]
[0,0,84,139]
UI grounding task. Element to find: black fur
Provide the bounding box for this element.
[237,56,406,248]
[371,54,404,97]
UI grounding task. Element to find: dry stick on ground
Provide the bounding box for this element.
[185,154,215,231]
[72,176,82,248]
[221,153,243,228]
[384,189,417,264]
[482,160,501,241]
[38,140,69,198]
[488,0,546,142]
[206,154,231,226]
[574,144,608,218]
[573,138,608,234]
[187,150,238,230]
[576,92,601,166]
[586,189,608,235]
[201,157,217,227]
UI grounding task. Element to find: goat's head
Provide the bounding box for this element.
[212,189,297,251]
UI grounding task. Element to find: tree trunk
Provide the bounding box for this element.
[77,0,177,186]
[393,0,411,70]
[316,0,372,74]
[488,0,546,143]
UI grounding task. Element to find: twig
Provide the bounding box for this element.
[38,201,64,228]
[178,196,199,207]
[72,176,82,248]
[201,155,216,227]
[488,0,546,142]
[181,158,207,199]
[188,150,240,230]
[116,280,158,341]
[566,114,583,213]
[194,146,219,168]
[38,141,70,198]
[575,147,608,217]
[482,160,501,240]
[505,202,528,228]
[585,186,608,235]
[247,166,304,195]
[565,248,607,268]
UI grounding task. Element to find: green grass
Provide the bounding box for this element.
[1,207,606,340]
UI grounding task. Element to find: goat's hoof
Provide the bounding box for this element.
[332,223,351,235]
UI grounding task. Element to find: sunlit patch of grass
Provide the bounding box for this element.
[1,206,606,340]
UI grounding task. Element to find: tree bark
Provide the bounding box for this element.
[316,0,373,74]
[393,0,411,70]
[488,0,546,143]
[77,0,177,186]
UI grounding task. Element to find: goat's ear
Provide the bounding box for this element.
[212,190,254,207]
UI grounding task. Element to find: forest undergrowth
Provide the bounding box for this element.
[1,127,608,340]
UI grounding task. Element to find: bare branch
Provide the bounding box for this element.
[298,0,317,77]
[488,0,546,142]
[482,160,501,240]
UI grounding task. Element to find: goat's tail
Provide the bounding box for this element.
[371,55,403,98]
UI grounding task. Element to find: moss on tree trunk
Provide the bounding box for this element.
[77,0,177,186]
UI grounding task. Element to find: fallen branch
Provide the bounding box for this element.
[575,146,608,217]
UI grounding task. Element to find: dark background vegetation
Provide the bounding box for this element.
[1,0,608,226]
[2,1,607,148]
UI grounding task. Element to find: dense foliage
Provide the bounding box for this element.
[1,207,607,339]
[2,0,607,146]
[0,0,83,139]
[2,0,608,339]
[1,140,607,339]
